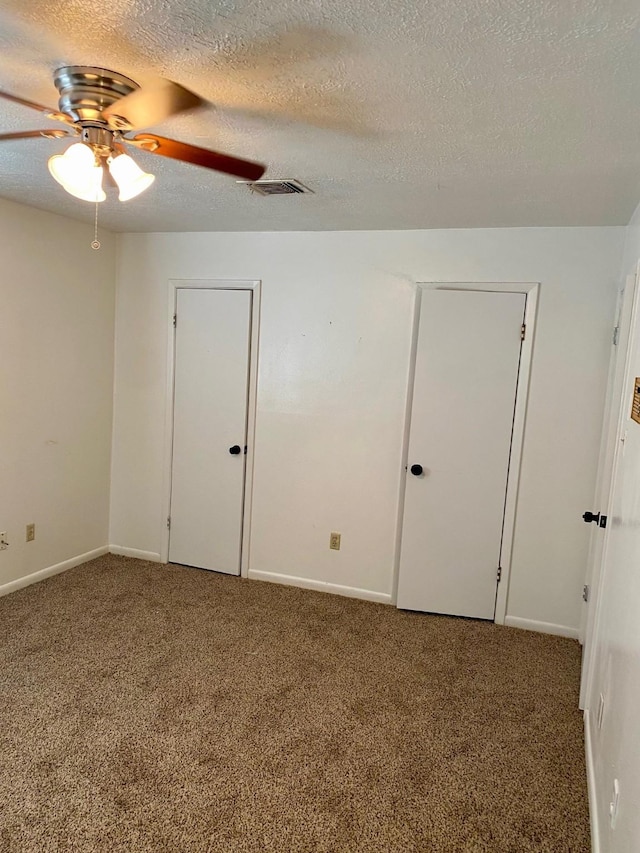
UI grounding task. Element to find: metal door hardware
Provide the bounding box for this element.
[582,511,607,528]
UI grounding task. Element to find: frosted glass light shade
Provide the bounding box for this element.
[108,153,155,201]
[48,143,106,202]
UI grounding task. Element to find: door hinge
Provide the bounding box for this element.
[173,313,177,328]
[613,325,620,346]
[167,516,171,529]
[497,566,502,583]
[520,323,526,341]
[583,584,590,603]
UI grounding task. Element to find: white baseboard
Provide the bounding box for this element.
[247,569,392,605]
[504,615,578,639]
[584,710,601,853]
[109,546,162,562]
[0,546,109,598]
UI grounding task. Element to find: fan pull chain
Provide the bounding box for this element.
[91,201,101,250]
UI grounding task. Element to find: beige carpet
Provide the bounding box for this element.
[0,555,589,852]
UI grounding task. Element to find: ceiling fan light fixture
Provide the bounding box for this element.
[1,67,267,210]
[47,142,106,202]
[108,152,155,201]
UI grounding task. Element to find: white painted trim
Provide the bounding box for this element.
[248,569,392,605]
[504,615,579,639]
[494,285,538,625]
[109,546,162,562]
[107,236,123,549]
[390,280,422,606]
[396,281,539,625]
[0,546,108,598]
[584,710,601,853]
[160,279,261,580]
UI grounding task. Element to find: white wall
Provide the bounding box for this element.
[110,227,623,632]
[586,205,640,853]
[0,198,116,591]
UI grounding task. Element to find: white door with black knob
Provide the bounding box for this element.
[169,288,251,575]
[397,288,525,620]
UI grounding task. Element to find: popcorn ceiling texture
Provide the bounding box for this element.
[0,0,638,231]
[0,555,589,852]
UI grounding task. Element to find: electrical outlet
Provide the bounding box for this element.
[329,532,341,551]
[26,523,35,542]
[0,532,8,551]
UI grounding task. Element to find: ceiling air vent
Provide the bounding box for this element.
[238,179,313,196]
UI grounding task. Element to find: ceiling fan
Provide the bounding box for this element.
[0,66,267,203]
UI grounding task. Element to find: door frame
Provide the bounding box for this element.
[579,263,640,709]
[579,272,637,646]
[392,281,539,625]
[160,279,261,578]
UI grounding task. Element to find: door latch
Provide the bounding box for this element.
[582,511,607,529]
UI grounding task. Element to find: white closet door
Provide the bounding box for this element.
[397,289,525,619]
[169,288,251,575]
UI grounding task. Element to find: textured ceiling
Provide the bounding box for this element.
[0,0,639,232]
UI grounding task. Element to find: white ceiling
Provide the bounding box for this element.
[0,0,639,232]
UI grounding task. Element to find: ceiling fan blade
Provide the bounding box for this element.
[129,134,266,181]
[0,129,70,141]
[103,79,204,130]
[0,89,72,124]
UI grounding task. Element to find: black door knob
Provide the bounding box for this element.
[229,445,242,455]
[582,511,600,524]
[410,464,424,476]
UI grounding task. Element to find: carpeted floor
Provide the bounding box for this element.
[0,555,589,852]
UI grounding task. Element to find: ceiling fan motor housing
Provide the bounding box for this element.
[54,66,139,126]
[80,126,116,158]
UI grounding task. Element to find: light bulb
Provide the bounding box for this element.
[48,142,106,203]
[108,153,155,201]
